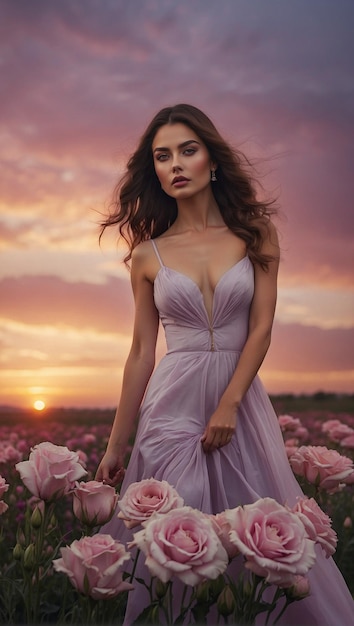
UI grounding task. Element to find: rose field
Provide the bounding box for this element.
[0,394,353,625]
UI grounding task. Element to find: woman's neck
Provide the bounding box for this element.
[173,189,223,232]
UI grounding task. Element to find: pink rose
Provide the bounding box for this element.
[290,497,337,558]
[53,534,133,599]
[285,439,299,458]
[0,501,8,515]
[289,445,354,493]
[118,478,184,529]
[292,427,309,441]
[0,476,9,499]
[326,423,354,443]
[225,498,316,586]
[131,506,228,586]
[73,480,118,527]
[16,441,87,501]
[340,434,354,449]
[209,511,240,560]
[285,575,311,599]
[321,419,341,433]
[278,414,301,432]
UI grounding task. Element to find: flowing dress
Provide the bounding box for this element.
[102,239,354,625]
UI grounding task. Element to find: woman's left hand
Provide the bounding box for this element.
[201,402,237,452]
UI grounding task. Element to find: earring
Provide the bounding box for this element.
[211,169,217,182]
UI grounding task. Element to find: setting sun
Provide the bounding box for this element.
[33,400,46,411]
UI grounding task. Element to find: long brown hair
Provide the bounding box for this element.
[101,104,277,268]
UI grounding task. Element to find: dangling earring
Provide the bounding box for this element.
[211,169,217,182]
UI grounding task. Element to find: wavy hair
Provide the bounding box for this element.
[100,104,277,268]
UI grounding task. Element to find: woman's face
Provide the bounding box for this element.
[152,123,215,199]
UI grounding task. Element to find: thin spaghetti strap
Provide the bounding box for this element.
[151,239,164,268]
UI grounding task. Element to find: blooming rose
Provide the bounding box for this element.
[278,414,301,432]
[16,441,87,501]
[321,419,341,433]
[53,534,133,599]
[0,476,9,499]
[326,423,354,444]
[131,506,228,586]
[290,497,337,558]
[118,478,184,529]
[0,475,9,515]
[285,439,299,458]
[209,511,240,560]
[340,434,354,449]
[225,498,316,586]
[289,445,354,493]
[73,480,118,527]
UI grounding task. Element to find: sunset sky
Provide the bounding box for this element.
[1,0,353,409]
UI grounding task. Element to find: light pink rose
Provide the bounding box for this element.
[326,423,354,443]
[0,476,9,499]
[290,497,337,558]
[209,511,240,560]
[16,441,87,501]
[130,506,228,586]
[118,478,184,529]
[289,445,354,493]
[321,419,341,433]
[340,434,354,449]
[73,480,118,527]
[224,498,316,586]
[285,439,299,458]
[285,575,311,599]
[292,426,309,441]
[0,501,8,515]
[278,414,301,432]
[53,534,133,599]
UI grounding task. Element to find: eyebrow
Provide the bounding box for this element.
[153,139,200,153]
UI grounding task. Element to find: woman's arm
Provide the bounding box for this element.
[202,221,280,452]
[95,245,159,485]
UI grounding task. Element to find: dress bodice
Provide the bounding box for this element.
[153,256,254,354]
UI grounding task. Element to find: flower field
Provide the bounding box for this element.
[0,398,353,624]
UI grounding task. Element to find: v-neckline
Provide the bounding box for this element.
[155,255,248,326]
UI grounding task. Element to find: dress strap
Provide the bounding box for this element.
[151,239,164,268]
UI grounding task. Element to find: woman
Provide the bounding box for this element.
[96,104,353,625]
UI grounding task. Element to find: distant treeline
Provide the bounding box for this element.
[1,392,354,424]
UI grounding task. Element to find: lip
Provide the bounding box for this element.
[172,176,190,187]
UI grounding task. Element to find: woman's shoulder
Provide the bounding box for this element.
[131,239,160,282]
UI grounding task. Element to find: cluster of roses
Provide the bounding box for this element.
[278,415,354,494]
[0,435,351,623]
[4,441,350,615]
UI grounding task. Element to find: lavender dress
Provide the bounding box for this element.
[102,239,353,625]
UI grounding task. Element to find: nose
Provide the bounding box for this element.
[171,152,182,172]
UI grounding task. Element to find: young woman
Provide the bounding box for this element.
[96,104,353,625]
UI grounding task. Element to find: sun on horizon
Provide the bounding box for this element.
[33,400,46,412]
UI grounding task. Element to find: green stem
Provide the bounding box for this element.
[129,548,141,583]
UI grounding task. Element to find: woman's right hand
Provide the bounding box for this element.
[95,449,126,487]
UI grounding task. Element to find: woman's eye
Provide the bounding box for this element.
[184,148,196,156]
[156,154,169,161]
